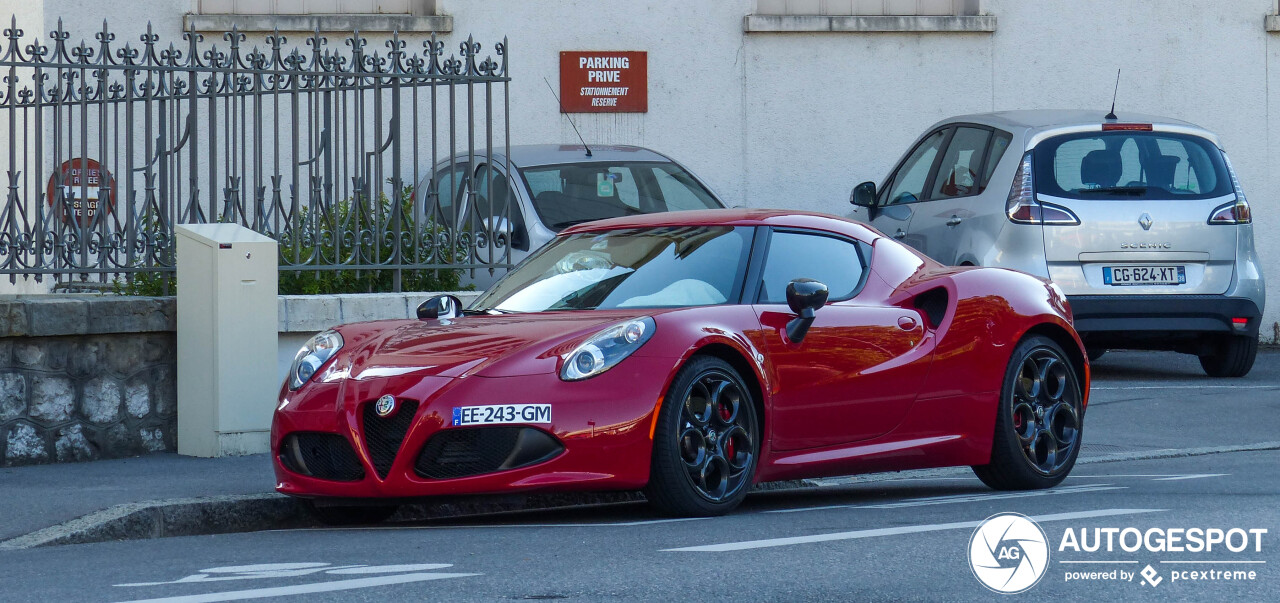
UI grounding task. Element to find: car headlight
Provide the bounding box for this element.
[560,317,655,381]
[289,330,344,390]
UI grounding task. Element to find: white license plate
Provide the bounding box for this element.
[1103,265,1186,286]
[452,404,552,426]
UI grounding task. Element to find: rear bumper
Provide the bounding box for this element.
[1067,295,1261,339]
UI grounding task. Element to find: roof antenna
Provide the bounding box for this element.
[543,77,592,157]
[1105,69,1120,121]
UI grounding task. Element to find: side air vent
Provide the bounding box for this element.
[914,287,950,329]
[279,433,365,482]
[415,427,563,480]
[361,399,421,479]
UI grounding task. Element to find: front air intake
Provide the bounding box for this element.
[279,433,365,482]
[361,399,420,479]
[415,427,563,480]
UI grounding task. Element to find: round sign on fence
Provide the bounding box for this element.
[46,158,116,226]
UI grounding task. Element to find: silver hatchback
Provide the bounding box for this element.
[849,110,1264,377]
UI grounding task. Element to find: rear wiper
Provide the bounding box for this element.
[1078,186,1148,195]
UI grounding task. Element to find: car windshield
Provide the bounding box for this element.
[521,161,723,231]
[1034,131,1231,200]
[470,226,750,312]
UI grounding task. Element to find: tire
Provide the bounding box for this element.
[1086,347,1106,362]
[305,500,399,526]
[972,335,1084,490]
[645,356,759,516]
[1198,335,1257,378]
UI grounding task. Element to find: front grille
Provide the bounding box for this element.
[279,433,365,482]
[415,426,563,480]
[361,399,420,479]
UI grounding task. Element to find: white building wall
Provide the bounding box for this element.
[3,0,1280,338]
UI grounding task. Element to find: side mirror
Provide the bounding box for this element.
[417,294,463,320]
[850,181,877,207]
[784,279,828,344]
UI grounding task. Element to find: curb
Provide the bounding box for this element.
[5,442,1278,550]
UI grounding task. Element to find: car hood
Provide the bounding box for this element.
[341,310,656,380]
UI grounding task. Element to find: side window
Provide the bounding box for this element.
[428,163,468,225]
[982,130,1013,187]
[474,164,523,226]
[931,127,992,199]
[884,130,946,205]
[758,232,866,304]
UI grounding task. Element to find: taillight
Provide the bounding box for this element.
[1006,151,1080,226]
[1211,153,1252,225]
[1209,199,1251,224]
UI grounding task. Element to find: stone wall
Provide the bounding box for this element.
[1,291,478,466]
[1,297,176,466]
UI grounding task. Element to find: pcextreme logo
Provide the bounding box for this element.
[968,513,1050,594]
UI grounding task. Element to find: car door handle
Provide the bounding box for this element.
[897,316,917,330]
[946,216,963,226]
[893,229,906,240]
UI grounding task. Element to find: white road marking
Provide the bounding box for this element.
[1151,473,1229,481]
[1092,385,1277,390]
[767,484,1123,514]
[112,572,479,603]
[1069,474,1229,481]
[663,508,1164,552]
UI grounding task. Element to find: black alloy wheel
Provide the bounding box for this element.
[646,356,759,516]
[973,335,1084,490]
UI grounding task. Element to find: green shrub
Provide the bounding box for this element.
[112,185,467,296]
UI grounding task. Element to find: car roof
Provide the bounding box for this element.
[935,109,1221,146]
[560,208,882,241]
[444,144,674,168]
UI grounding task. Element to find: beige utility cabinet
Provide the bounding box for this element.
[176,224,279,457]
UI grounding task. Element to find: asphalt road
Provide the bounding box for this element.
[1,350,1277,602]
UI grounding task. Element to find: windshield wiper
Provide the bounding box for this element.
[460,307,516,316]
[1078,186,1148,195]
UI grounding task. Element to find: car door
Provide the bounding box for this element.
[749,229,932,451]
[869,129,948,251]
[910,126,993,263]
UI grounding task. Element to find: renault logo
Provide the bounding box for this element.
[1139,213,1153,230]
[374,395,397,417]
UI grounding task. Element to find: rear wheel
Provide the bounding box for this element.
[304,500,398,526]
[1199,335,1257,378]
[973,335,1084,490]
[646,356,759,516]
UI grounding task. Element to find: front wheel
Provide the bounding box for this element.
[1199,335,1257,378]
[973,335,1084,490]
[646,356,759,516]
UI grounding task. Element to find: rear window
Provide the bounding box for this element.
[1034,131,1231,200]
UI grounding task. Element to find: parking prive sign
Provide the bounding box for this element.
[559,51,648,113]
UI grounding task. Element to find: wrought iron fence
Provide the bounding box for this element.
[0,16,514,292]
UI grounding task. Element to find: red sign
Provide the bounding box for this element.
[559,51,648,113]
[46,158,116,226]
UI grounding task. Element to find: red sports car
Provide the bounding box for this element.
[273,209,1088,521]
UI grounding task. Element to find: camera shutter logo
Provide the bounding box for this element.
[968,513,1050,594]
[375,395,397,418]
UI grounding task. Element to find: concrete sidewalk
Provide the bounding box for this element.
[0,453,274,541]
